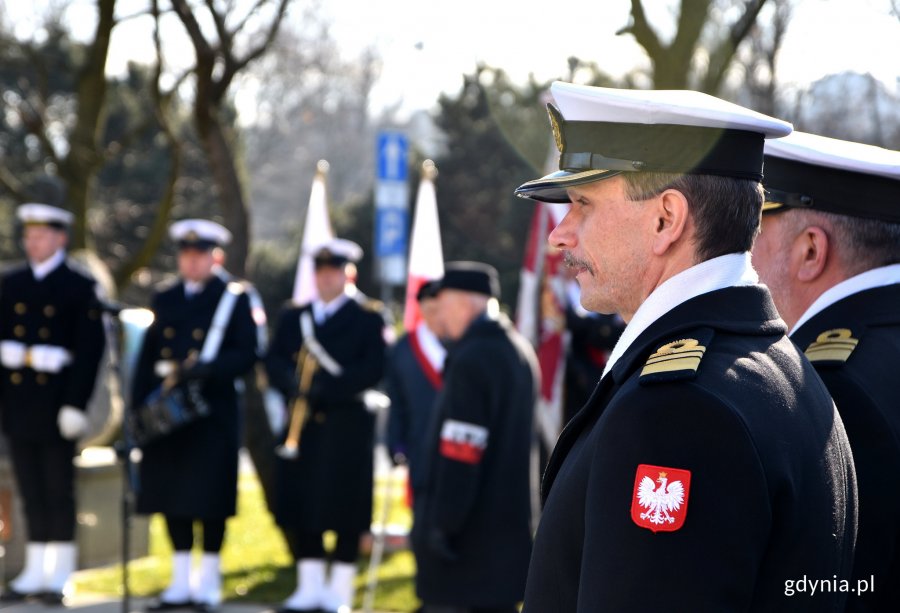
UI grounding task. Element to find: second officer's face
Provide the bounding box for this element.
[315,263,348,303]
[23,224,67,264]
[178,246,216,283]
[549,176,652,321]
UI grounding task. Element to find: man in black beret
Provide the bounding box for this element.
[752,131,900,612]
[412,261,539,613]
[514,82,856,611]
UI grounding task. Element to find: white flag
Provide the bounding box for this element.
[403,161,445,331]
[292,161,335,304]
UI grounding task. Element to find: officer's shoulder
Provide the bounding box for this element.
[638,327,715,386]
[0,263,28,287]
[800,327,861,365]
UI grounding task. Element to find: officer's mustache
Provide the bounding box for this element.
[563,251,595,276]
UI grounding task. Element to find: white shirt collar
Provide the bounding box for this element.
[603,252,759,377]
[184,280,206,297]
[790,263,900,336]
[415,321,447,372]
[30,249,66,281]
[313,291,351,324]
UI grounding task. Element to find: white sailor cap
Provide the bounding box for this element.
[762,131,900,222]
[169,219,232,250]
[309,238,363,267]
[17,203,74,229]
[516,81,793,202]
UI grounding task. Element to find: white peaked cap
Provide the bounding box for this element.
[762,130,900,221]
[169,218,233,247]
[516,81,793,203]
[17,203,74,227]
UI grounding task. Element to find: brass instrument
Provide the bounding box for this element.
[275,344,319,459]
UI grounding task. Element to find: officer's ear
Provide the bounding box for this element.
[649,188,690,257]
[795,225,829,283]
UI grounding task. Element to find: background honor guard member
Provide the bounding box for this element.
[514,82,857,611]
[412,262,539,613]
[265,238,387,613]
[386,280,446,499]
[0,202,106,605]
[752,132,900,612]
[130,219,258,613]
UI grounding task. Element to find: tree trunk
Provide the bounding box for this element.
[61,0,116,250]
[196,111,250,277]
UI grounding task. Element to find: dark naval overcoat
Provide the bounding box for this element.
[130,276,257,519]
[523,285,857,612]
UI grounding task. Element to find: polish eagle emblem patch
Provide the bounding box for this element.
[631,464,691,532]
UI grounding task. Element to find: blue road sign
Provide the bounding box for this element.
[375,208,408,257]
[377,132,409,182]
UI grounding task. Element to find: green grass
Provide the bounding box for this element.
[72,467,421,612]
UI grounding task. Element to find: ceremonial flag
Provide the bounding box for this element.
[403,160,445,331]
[516,200,570,451]
[292,160,335,305]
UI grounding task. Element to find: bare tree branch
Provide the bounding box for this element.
[114,0,183,289]
[618,0,665,61]
[702,0,770,93]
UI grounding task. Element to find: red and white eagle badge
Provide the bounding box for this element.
[631,464,691,532]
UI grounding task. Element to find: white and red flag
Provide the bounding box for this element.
[516,200,570,452]
[402,160,445,332]
[292,160,335,305]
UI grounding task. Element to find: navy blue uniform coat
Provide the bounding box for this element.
[523,285,857,612]
[0,261,105,439]
[791,283,900,612]
[130,276,257,519]
[385,329,441,492]
[413,313,539,608]
[266,299,386,533]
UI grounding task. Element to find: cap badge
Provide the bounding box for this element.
[185,230,199,241]
[547,103,566,153]
[804,328,859,363]
[632,464,691,532]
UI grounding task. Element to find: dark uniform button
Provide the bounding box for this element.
[39,327,51,340]
[44,305,55,317]
[161,347,173,358]
[192,329,204,341]
[89,308,100,320]
[164,327,176,339]
[10,372,22,385]
[36,373,48,385]
[13,325,25,338]
[314,412,326,424]
[14,302,27,315]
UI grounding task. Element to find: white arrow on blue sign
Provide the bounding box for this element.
[377,132,409,182]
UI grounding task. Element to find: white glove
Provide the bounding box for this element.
[57,406,89,440]
[0,341,27,369]
[29,345,72,373]
[263,388,287,436]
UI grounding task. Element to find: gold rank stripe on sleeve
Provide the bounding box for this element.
[804,328,859,363]
[641,339,707,377]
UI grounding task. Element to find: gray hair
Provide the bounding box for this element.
[785,209,900,274]
[621,172,763,262]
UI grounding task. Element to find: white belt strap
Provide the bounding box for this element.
[199,282,245,363]
[299,310,343,376]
